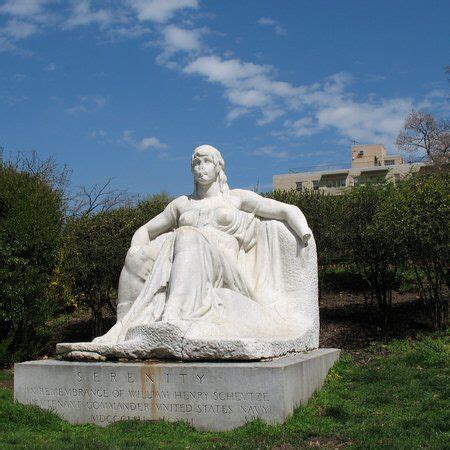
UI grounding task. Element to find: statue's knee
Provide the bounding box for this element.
[175,227,199,250]
[124,245,155,277]
[124,250,140,274]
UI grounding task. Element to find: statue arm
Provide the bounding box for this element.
[234,189,312,244]
[131,201,178,246]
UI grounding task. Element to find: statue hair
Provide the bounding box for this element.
[191,145,230,194]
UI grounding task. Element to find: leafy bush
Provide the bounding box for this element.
[270,190,348,267]
[62,208,137,337]
[0,164,63,366]
[270,188,402,312]
[319,265,367,293]
[342,182,400,318]
[61,194,169,337]
[375,173,449,329]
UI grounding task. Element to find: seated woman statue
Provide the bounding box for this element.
[57,145,319,361]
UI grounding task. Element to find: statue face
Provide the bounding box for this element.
[192,153,218,185]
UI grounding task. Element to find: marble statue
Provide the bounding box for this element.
[57,145,319,361]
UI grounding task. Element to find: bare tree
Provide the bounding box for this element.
[1,148,72,212]
[1,147,136,217]
[396,110,449,168]
[70,178,136,217]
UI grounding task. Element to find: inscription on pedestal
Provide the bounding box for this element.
[23,371,272,425]
[15,350,340,431]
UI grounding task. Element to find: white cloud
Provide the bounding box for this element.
[187,59,411,148]
[89,129,107,139]
[0,0,53,53]
[416,89,450,115]
[0,35,31,54]
[315,98,413,146]
[184,55,305,124]
[257,17,286,36]
[184,55,272,86]
[119,130,168,152]
[284,117,317,137]
[137,136,168,150]
[65,95,107,114]
[2,19,39,39]
[250,146,290,159]
[65,0,114,29]
[257,108,284,126]
[109,24,151,40]
[127,0,198,23]
[0,0,49,17]
[157,24,207,66]
[227,88,270,108]
[161,24,203,53]
[120,129,135,146]
[226,107,250,122]
[280,75,414,147]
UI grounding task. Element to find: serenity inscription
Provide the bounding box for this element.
[16,362,279,428]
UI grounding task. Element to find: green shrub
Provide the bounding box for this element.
[62,208,138,337]
[376,173,449,329]
[270,190,347,267]
[61,194,169,337]
[0,164,63,366]
[319,265,367,293]
[342,182,401,318]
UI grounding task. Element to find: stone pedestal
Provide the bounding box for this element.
[14,349,339,431]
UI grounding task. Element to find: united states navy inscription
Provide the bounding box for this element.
[21,366,273,425]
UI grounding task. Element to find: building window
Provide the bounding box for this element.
[356,175,385,185]
[296,181,302,191]
[385,160,395,166]
[325,178,347,188]
[312,180,319,190]
[394,173,401,181]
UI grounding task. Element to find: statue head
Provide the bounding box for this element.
[191,144,229,193]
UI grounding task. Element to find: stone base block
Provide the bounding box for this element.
[14,349,340,432]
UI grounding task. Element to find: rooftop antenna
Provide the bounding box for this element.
[253,177,260,193]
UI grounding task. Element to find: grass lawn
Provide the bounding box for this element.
[1,334,448,449]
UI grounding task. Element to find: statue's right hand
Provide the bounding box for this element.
[302,230,312,246]
[125,245,157,280]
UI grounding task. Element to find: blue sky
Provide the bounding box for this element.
[0,0,448,196]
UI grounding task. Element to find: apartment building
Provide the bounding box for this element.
[273,144,425,194]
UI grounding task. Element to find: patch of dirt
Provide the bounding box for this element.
[39,310,116,359]
[319,291,432,362]
[304,436,351,448]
